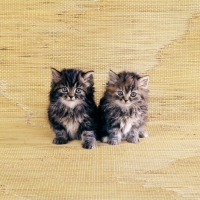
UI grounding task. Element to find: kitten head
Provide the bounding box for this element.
[50,68,94,108]
[106,70,149,107]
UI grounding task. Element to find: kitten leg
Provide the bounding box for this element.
[107,129,122,145]
[127,130,140,144]
[53,129,68,145]
[81,131,97,149]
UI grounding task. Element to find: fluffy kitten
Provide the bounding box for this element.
[48,68,98,149]
[98,70,149,145]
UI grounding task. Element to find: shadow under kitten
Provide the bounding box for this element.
[48,68,98,149]
[98,70,149,145]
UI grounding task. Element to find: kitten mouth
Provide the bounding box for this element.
[123,102,131,106]
[116,100,132,107]
[61,98,81,108]
[121,100,133,106]
[122,100,130,104]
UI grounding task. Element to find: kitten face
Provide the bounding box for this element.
[50,68,94,108]
[107,70,149,107]
[59,86,83,108]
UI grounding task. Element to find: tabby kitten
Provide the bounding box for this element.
[48,68,98,149]
[98,70,149,145]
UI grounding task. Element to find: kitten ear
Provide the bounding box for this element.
[138,76,149,90]
[81,71,94,86]
[83,71,94,81]
[51,68,61,83]
[109,70,119,85]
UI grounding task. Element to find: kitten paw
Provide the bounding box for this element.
[82,140,96,149]
[101,136,108,143]
[108,138,121,145]
[139,131,149,138]
[53,137,68,145]
[81,131,96,149]
[127,137,140,144]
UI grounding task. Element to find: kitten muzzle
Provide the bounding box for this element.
[68,96,75,100]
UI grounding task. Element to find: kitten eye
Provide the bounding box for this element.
[75,88,82,94]
[117,91,123,96]
[130,92,136,97]
[62,87,68,93]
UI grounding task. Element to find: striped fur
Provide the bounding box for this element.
[98,70,149,145]
[48,68,98,149]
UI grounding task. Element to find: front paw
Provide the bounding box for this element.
[81,131,96,149]
[82,139,96,149]
[108,138,121,145]
[127,136,140,144]
[139,131,149,138]
[53,137,68,145]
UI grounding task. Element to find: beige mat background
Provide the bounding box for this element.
[0,0,200,199]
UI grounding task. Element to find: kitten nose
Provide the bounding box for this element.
[124,99,128,103]
[69,96,74,100]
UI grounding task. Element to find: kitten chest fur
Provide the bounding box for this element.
[120,112,141,138]
[57,108,84,140]
[61,118,80,139]
[120,118,132,135]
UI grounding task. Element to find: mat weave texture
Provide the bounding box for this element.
[0,0,200,199]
